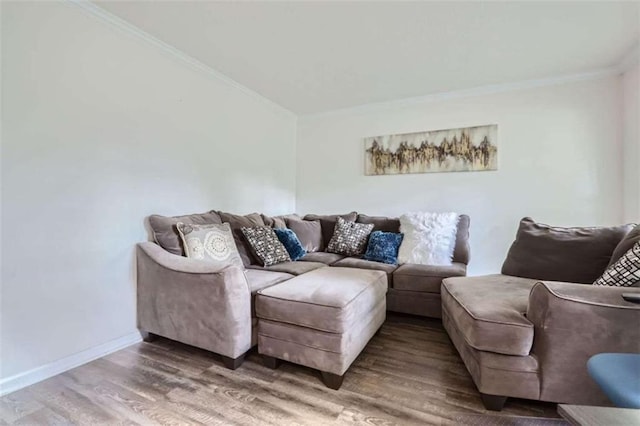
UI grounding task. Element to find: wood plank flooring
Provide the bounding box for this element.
[1,314,560,425]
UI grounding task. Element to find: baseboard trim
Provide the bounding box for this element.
[0,331,142,397]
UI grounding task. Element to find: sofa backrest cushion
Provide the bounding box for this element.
[218,211,266,266]
[501,217,633,283]
[453,214,471,265]
[356,214,400,233]
[286,219,323,252]
[261,213,301,229]
[149,211,222,255]
[302,212,357,250]
[608,224,640,267]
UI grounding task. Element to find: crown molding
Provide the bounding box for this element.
[68,0,296,119]
[301,68,619,120]
[617,43,639,73]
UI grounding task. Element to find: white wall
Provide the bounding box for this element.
[0,2,296,382]
[621,64,639,223]
[297,77,623,275]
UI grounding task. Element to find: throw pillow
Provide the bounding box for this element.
[274,228,307,261]
[397,212,459,266]
[594,242,640,287]
[176,222,243,269]
[218,211,266,266]
[326,217,374,256]
[241,226,291,266]
[303,212,358,251]
[363,231,404,265]
[149,211,222,255]
[501,218,634,283]
[286,219,323,252]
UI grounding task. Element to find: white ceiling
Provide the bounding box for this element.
[96,1,639,115]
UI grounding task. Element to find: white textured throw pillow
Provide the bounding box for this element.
[397,212,459,266]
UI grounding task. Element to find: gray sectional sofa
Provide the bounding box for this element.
[137,210,470,387]
[441,219,640,410]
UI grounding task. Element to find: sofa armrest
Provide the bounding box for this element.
[527,281,640,404]
[136,242,252,359]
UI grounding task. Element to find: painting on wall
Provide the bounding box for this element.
[364,124,498,175]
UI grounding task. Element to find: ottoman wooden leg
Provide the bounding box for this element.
[263,355,282,369]
[481,393,507,411]
[221,353,245,370]
[321,372,344,390]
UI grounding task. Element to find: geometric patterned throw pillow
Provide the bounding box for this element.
[241,226,291,266]
[594,242,640,287]
[327,217,374,256]
[176,222,243,269]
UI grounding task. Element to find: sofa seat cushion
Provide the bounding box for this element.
[256,267,387,333]
[393,262,467,292]
[441,274,538,356]
[247,261,326,276]
[245,270,293,316]
[332,257,397,282]
[299,252,345,265]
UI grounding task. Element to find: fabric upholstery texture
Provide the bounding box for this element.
[176,222,243,268]
[303,212,358,250]
[609,224,640,266]
[256,267,387,333]
[332,257,398,286]
[274,228,307,261]
[218,212,266,266]
[386,289,443,318]
[398,212,460,266]
[247,260,327,276]
[244,269,293,317]
[501,217,633,283]
[148,211,222,255]
[363,231,404,264]
[258,301,386,376]
[261,213,301,229]
[441,274,538,356]
[442,306,541,400]
[327,217,374,256]
[299,251,345,265]
[594,242,640,287]
[241,226,291,266]
[393,262,467,292]
[527,281,640,404]
[136,242,252,359]
[356,214,401,233]
[286,219,323,252]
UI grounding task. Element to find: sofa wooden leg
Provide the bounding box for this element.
[481,393,507,411]
[262,355,282,370]
[141,331,157,342]
[221,353,245,370]
[321,371,344,390]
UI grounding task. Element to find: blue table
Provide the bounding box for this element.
[587,353,640,408]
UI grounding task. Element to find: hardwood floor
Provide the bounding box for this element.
[1,314,560,425]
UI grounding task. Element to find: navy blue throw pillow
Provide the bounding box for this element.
[363,231,404,265]
[274,228,307,261]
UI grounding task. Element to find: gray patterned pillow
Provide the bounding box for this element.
[241,226,291,266]
[594,242,640,287]
[327,217,374,256]
[176,222,243,269]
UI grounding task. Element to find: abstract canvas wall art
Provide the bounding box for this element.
[364,124,498,175]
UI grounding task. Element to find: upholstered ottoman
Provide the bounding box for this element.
[255,267,387,389]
